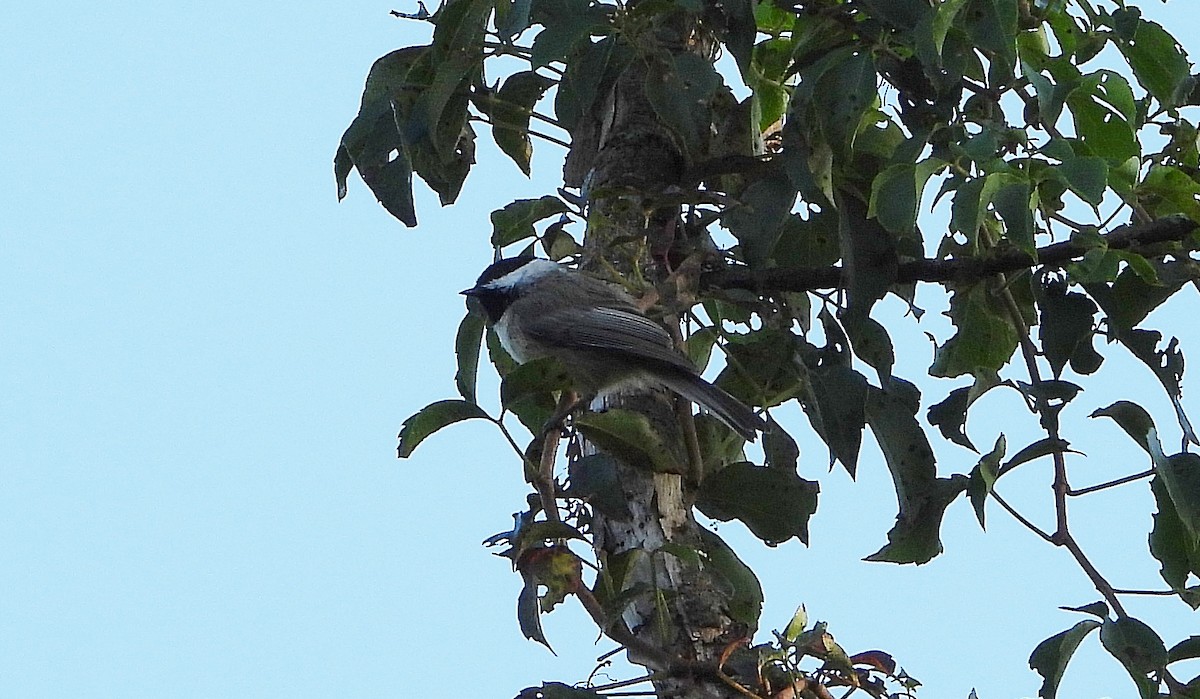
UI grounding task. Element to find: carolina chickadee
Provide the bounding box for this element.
[461,256,766,441]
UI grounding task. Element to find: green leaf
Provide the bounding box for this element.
[967,434,1005,529]
[992,178,1035,253]
[716,328,804,407]
[950,172,1004,239]
[336,47,428,226]
[724,173,799,266]
[1056,156,1108,206]
[1066,90,1139,163]
[1061,601,1109,619]
[405,0,490,153]
[1157,453,1200,547]
[859,0,931,32]
[554,36,629,133]
[762,423,800,472]
[1100,616,1167,699]
[490,196,571,247]
[1169,637,1200,664]
[397,399,490,458]
[1029,620,1101,699]
[1139,166,1200,221]
[864,381,967,564]
[575,409,682,474]
[921,0,970,66]
[788,47,878,163]
[496,0,533,39]
[844,312,896,384]
[783,605,808,642]
[1023,61,1074,131]
[1089,401,1157,454]
[1150,474,1200,608]
[957,0,1018,74]
[1003,438,1072,472]
[708,0,755,76]
[490,71,555,175]
[454,310,485,403]
[867,159,944,236]
[644,52,724,161]
[529,0,610,69]
[1039,286,1101,378]
[1113,12,1193,108]
[696,462,819,545]
[797,364,869,476]
[930,283,1019,378]
[500,357,572,434]
[697,527,763,626]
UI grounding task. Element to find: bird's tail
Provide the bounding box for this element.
[660,373,767,442]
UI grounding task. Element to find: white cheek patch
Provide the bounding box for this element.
[486,258,561,291]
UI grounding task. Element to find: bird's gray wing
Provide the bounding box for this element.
[524,307,696,373]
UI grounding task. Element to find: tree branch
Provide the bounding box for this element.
[704,215,1198,293]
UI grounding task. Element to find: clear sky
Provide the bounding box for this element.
[2,2,1198,698]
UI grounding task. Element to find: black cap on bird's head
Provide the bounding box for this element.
[461,256,558,324]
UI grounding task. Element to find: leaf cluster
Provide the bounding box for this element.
[350,0,1200,695]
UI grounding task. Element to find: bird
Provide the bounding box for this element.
[461,256,766,441]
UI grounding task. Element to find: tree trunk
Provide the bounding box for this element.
[580,34,755,699]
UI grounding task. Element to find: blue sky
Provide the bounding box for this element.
[2,2,1198,698]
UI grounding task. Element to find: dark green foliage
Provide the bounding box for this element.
[346,0,1200,695]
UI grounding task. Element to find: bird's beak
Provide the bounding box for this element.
[460,286,481,296]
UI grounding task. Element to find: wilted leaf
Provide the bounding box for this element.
[783,605,808,642]
[864,381,967,564]
[518,570,552,650]
[514,682,603,699]
[490,71,555,175]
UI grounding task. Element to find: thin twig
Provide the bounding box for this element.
[470,115,571,148]
[991,491,1054,542]
[1068,469,1154,496]
[1112,588,1182,597]
[997,276,1130,618]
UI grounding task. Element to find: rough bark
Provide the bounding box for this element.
[579,32,753,699]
